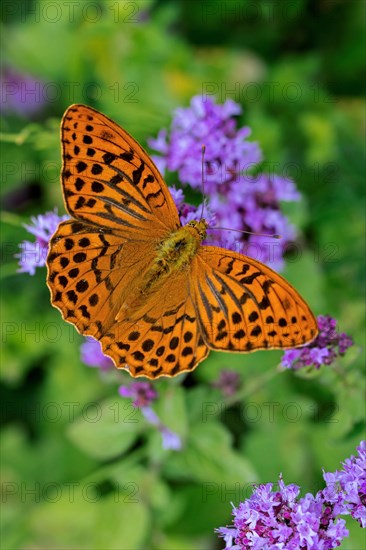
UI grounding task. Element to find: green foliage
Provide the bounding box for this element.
[1,1,364,548]
[67,397,145,460]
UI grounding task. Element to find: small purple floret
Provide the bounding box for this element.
[118,381,158,408]
[119,383,182,451]
[282,315,353,370]
[80,337,114,371]
[16,210,68,275]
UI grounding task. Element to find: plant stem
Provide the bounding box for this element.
[223,366,280,408]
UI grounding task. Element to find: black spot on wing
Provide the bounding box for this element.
[132,161,144,185]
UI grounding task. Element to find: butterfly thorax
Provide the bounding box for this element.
[141,219,208,294]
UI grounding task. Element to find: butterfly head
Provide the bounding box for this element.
[186,219,209,241]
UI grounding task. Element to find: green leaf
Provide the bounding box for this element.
[156,534,209,550]
[155,385,188,439]
[283,250,324,314]
[27,489,150,549]
[244,420,314,488]
[94,494,150,549]
[310,428,363,478]
[185,386,221,423]
[163,484,230,540]
[92,458,180,528]
[67,397,143,460]
[164,422,257,484]
[339,516,366,550]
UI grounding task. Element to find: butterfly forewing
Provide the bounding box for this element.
[193,247,318,352]
[61,104,180,237]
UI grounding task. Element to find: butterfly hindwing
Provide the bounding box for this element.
[99,272,209,378]
[192,247,318,352]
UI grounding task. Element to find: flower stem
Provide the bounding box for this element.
[223,365,280,408]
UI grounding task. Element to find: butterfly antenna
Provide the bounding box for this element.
[199,145,206,221]
[208,227,282,239]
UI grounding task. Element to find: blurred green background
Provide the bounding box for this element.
[1,0,365,548]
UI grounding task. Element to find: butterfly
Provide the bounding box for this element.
[47,104,318,379]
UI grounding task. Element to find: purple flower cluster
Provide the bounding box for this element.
[216,441,365,549]
[17,210,68,275]
[149,95,300,270]
[281,315,353,370]
[323,440,366,528]
[119,382,182,451]
[149,96,259,191]
[1,67,45,117]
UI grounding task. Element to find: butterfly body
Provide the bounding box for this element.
[117,220,208,322]
[47,104,318,378]
[153,219,208,275]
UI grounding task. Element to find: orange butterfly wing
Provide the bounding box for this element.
[48,219,158,342]
[47,104,318,379]
[59,104,180,236]
[191,247,318,352]
[47,105,208,378]
[101,269,209,378]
